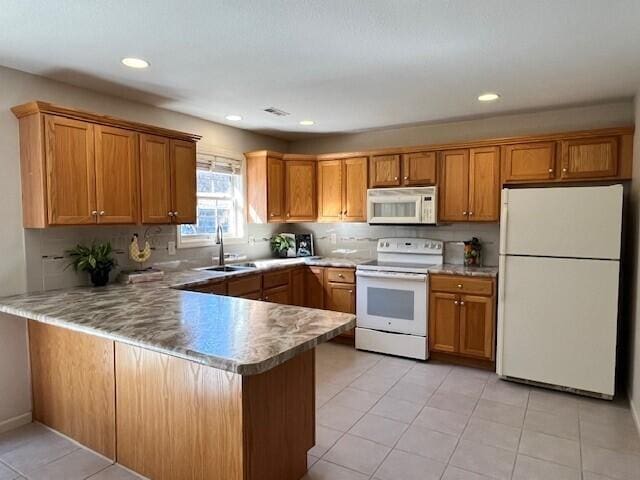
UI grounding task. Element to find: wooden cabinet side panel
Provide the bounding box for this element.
[342,157,368,222]
[438,149,469,222]
[468,147,500,222]
[18,113,48,228]
[290,268,305,306]
[94,125,139,224]
[28,321,116,459]
[317,160,343,222]
[285,160,316,221]
[139,134,172,224]
[243,349,314,480]
[246,154,269,223]
[44,115,97,225]
[171,139,197,224]
[115,342,244,480]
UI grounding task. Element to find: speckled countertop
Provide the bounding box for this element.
[0,265,356,376]
[427,264,499,278]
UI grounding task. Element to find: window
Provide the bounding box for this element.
[177,152,244,247]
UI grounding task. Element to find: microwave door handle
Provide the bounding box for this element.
[356,271,427,281]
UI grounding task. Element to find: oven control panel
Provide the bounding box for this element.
[376,238,443,255]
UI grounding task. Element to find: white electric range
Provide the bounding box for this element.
[356,237,443,360]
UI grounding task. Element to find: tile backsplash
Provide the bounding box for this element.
[24,222,499,292]
[288,222,500,266]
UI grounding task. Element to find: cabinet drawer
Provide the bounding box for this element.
[430,275,493,296]
[188,281,227,295]
[238,291,262,300]
[326,268,355,284]
[228,275,262,296]
[263,285,290,304]
[263,270,290,289]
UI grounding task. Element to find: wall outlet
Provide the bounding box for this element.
[167,241,176,256]
[248,235,256,245]
[330,233,337,244]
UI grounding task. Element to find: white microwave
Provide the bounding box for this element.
[367,186,437,224]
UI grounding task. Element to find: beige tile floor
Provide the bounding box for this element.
[1,342,639,480]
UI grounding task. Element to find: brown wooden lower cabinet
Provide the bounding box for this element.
[28,321,315,480]
[304,267,325,309]
[263,284,290,304]
[429,274,496,367]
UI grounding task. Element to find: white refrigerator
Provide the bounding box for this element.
[497,185,623,397]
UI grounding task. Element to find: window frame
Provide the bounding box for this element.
[176,149,246,249]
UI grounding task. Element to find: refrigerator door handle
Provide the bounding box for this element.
[496,254,507,376]
[499,189,508,255]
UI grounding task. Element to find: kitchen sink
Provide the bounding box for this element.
[203,265,256,272]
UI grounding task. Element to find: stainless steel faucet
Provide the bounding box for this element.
[215,224,224,267]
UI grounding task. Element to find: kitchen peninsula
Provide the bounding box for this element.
[0,270,355,480]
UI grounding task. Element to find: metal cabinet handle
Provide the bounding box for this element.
[264,296,269,301]
[174,211,179,216]
[457,284,463,288]
[562,168,568,173]
[270,212,275,217]
[99,211,105,216]
[454,300,459,305]
[348,290,353,293]
[394,176,398,180]
[338,274,344,278]
[91,211,98,216]
[469,212,474,216]
[460,301,465,305]
[287,213,291,217]
[168,212,174,217]
[404,176,409,180]
[462,211,467,215]
[548,168,553,173]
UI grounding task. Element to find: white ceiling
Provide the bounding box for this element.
[1,0,639,140]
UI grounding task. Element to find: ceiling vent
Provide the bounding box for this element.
[263,107,290,117]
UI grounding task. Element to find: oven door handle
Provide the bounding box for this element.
[356,271,427,282]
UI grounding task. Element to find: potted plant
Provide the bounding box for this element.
[270,234,295,258]
[66,242,117,287]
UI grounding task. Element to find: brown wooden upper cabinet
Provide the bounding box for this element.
[502,142,556,183]
[401,151,437,186]
[318,157,368,222]
[369,152,436,188]
[246,151,317,223]
[439,147,499,223]
[560,136,618,179]
[369,154,401,187]
[140,135,197,225]
[285,160,316,221]
[12,101,200,228]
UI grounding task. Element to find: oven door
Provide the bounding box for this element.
[356,270,428,336]
[367,195,423,224]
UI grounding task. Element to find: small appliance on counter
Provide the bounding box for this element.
[355,237,443,360]
[464,237,482,266]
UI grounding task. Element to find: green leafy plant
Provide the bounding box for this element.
[66,242,117,286]
[270,234,295,256]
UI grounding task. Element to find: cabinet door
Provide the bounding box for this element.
[285,160,316,221]
[560,136,618,179]
[438,149,469,222]
[94,125,138,224]
[140,134,172,224]
[290,268,305,306]
[429,292,459,353]
[44,115,96,225]
[468,147,500,222]
[402,151,437,186]
[325,282,356,314]
[502,142,556,182]
[263,285,290,304]
[317,160,343,222]
[369,154,401,187]
[459,295,494,360]
[304,267,324,309]
[267,157,285,222]
[171,140,197,224]
[342,157,368,222]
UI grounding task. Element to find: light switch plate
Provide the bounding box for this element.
[167,241,176,256]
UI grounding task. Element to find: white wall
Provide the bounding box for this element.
[628,95,640,427]
[290,101,634,154]
[0,65,288,427]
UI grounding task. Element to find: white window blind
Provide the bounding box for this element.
[178,151,245,247]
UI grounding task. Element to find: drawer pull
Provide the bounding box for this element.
[457,284,463,288]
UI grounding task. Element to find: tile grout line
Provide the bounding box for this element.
[510,387,530,479]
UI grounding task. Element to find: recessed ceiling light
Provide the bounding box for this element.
[121,57,150,69]
[478,92,500,102]
[299,120,315,126]
[225,114,242,121]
